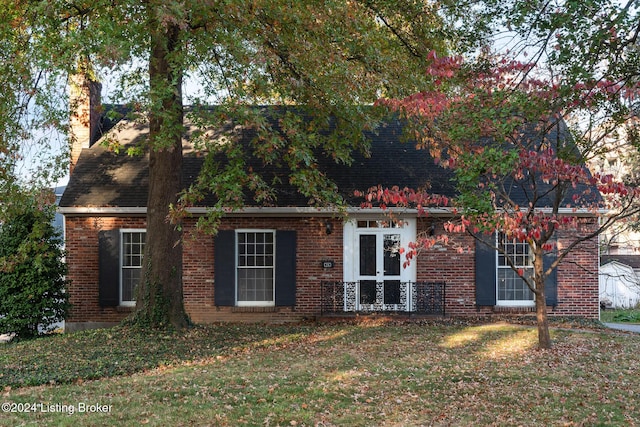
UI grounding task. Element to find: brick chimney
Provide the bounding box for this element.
[69,71,102,173]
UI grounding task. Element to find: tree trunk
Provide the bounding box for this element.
[132,9,188,330]
[533,247,552,349]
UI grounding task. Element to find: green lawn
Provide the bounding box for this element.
[600,308,640,323]
[1,319,639,426]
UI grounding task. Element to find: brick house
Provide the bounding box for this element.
[59,85,600,331]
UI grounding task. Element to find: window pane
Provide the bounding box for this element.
[384,234,401,276]
[497,233,533,302]
[238,268,274,302]
[359,235,376,276]
[122,267,140,302]
[498,234,532,267]
[498,269,533,301]
[237,232,275,304]
[123,232,145,267]
[122,231,145,303]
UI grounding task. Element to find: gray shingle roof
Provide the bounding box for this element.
[60,114,456,208]
[60,108,598,210]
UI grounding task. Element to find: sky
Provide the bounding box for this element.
[15,66,209,189]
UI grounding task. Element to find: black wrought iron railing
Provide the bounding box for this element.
[321,281,445,315]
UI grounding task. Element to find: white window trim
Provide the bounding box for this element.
[235,229,276,307]
[495,233,535,307]
[120,229,146,307]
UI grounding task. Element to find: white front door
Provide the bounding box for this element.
[343,218,417,311]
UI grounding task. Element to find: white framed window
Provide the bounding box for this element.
[496,233,534,306]
[120,229,145,306]
[236,230,275,306]
[356,219,404,229]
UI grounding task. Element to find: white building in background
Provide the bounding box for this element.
[597,147,640,254]
[600,255,640,309]
[590,118,640,255]
[588,118,640,308]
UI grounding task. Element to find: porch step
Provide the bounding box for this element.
[318,312,447,322]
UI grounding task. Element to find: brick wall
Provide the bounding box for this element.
[64,214,600,329]
[65,216,146,328]
[184,216,344,323]
[65,215,344,327]
[554,222,600,318]
[413,218,600,319]
[415,218,477,316]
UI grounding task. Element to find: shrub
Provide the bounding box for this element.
[0,202,70,339]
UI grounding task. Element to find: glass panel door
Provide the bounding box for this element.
[359,234,377,305]
[356,231,405,311]
[383,234,401,305]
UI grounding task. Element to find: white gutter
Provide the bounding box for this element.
[57,206,424,216]
[186,206,427,216]
[57,207,148,215]
[58,205,602,217]
[57,206,412,216]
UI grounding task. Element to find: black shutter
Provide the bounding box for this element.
[214,230,236,306]
[275,230,296,306]
[98,229,120,307]
[544,248,558,307]
[475,233,497,306]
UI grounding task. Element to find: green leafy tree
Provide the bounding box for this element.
[355,0,640,349]
[362,49,640,349]
[0,1,69,196]
[0,195,70,339]
[0,1,488,329]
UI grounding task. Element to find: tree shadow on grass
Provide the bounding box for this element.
[0,319,593,389]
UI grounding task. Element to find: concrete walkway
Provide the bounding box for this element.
[603,322,640,333]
